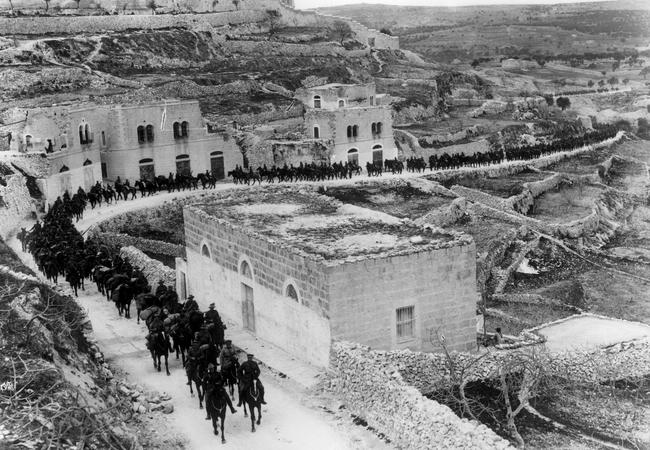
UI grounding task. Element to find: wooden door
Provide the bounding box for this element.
[176,159,191,176]
[373,149,383,167]
[241,283,255,332]
[139,164,155,181]
[211,156,225,180]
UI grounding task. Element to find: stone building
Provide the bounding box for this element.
[176,187,478,367]
[295,83,398,168]
[2,99,242,203]
[99,99,241,182]
[3,105,103,204]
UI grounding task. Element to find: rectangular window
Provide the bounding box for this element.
[396,306,415,341]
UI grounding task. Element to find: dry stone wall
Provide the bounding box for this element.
[328,341,513,450]
[119,246,175,287]
[89,231,184,257]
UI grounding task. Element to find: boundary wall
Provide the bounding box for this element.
[119,245,175,287]
[329,341,513,450]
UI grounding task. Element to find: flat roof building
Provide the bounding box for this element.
[177,187,478,367]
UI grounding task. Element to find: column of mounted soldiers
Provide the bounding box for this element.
[17,197,268,440]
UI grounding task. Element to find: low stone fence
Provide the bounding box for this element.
[328,341,513,450]
[88,231,184,258]
[415,197,468,228]
[119,246,175,288]
[505,173,571,214]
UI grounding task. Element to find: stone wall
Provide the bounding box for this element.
[119,245,175,287]
[328,341,513,450]
[327,240,479,354]
[88,231,184,257]
[182,205,332,367]
[0,10,268,35]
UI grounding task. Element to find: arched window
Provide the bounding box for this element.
[240,260,253,280]
[101,131,106,146]
[338,99,345,108]
[201,244,211,259]
[176,154,190,160]
[373,144,383,150]
[347,126,352,138]
[181,121,189,138]
[25,135,32,148]
[376,122,383,135]
[84,124,91,143]
[352,125,359,138]
[285,284,299,302]
[139,158,153,164]
[313,125,320,139]
[137,126,146,144]
[83,159,93,166]
[313,95,321,109]
[146,125,154,143]
[173,122,181,139]
[59,165,69,172]
[371,122,377,135]
[79,125,86,145]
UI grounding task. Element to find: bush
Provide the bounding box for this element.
[556,97,571,110]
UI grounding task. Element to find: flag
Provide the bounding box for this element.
[160,104,167,131]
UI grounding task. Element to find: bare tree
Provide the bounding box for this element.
[330,20,354,46]
[232,0,239,10]
[43,0,50,12]
[147,0,157,14]
[264,9,281,40]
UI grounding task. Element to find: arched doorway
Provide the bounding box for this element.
[210,151,225,180]
[139,158,155,181]
[347,148,359,165]
[372,144,383,168]
[176,154,191,176]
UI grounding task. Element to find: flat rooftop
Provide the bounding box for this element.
[187,187,472,265]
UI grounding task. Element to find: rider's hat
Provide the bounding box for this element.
[246,353,254,358]
[187,295,194,300]
[209,303,215,309]
[225,340,232,344]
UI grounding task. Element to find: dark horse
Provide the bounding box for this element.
[148,331,171,375]
[222,359,240,400]
[186,357,206,409]
[242,381,263,432]
[205,386,234,444]
[112,282,133,319]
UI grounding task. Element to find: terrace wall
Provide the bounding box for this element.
[0,173,35,239]
[182,207,331,367]
[328,241,479,354]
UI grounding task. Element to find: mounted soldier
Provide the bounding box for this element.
[237,354,266,406]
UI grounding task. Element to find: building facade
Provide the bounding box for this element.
[5,105,104,204]
[296,83,398,168]
[177,188,478,368]
[100,99,242,182]
[2,100,242,203]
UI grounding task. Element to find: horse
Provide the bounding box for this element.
[185,356,206,408]
[241,381,263,432]
[147,331,171,375]
[222,358,240,400]
[135,293,157,325]
[170,324,192,366]
[112,282,133,319]
[105,273,129,301]
[205,386,234,444]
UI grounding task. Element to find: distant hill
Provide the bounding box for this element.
[316,1,650,63]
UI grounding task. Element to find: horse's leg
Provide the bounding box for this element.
[257,404,261,425]
[221,414,226,444]
[250,403,256,432]
[212,414,219,436]
[151,350,156,368]
[197,383,204,409]
[165,353,170,376]
[243,401,248,418]
[157,354,161,372]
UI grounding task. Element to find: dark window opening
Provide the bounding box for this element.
[173,122,181,139]
[137,126,146,144]
[146,125,154,143]
[313,126,320,139]
[181,121,189,138]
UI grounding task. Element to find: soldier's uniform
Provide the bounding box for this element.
[237,354,266,406]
